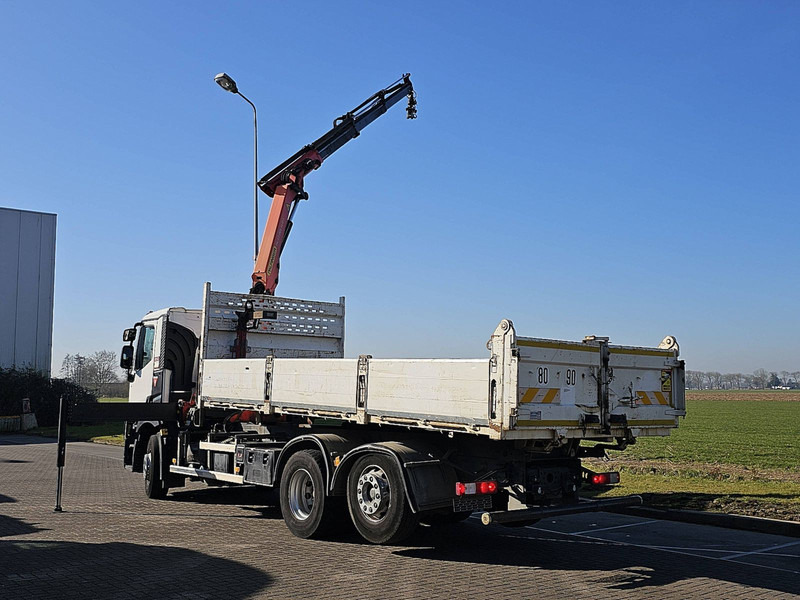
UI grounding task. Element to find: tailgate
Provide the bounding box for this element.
[488,320,685,440]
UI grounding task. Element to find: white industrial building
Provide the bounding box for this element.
[0,207,57,375]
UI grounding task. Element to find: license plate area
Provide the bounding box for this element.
[453,494,492,512]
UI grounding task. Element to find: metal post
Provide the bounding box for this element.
[237,91,259,263]
[54,395,68,512]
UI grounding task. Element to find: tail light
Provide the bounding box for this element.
[455,480,498,496]
[478,481,497,494]
[588,471,620,486]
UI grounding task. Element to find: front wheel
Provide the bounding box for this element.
[144,434,168,499]
[346,454,418,544]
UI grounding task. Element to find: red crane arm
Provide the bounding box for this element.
[250,75,416,294]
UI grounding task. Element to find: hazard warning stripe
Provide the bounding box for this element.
[636,391,670,406]
[520,388,560,404]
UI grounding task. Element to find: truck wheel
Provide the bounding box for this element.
[346,454,418,544]
[279,450,340,539]
[144,434,168,499]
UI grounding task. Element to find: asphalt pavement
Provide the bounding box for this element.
[1,434,798,599]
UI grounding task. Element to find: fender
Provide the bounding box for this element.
[330,440,457,513]
[273,433,354,489]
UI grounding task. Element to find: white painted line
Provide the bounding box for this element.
[526,526,800,575]
[650,544,800,558]
[572,519,658,535]
[650,545,757,553]
[722,540,800,561]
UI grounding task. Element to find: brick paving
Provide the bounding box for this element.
[1,436,798,599]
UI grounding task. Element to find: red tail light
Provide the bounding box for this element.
[478,481,497,494]
[455,481,498,496]
[589,472,620,486]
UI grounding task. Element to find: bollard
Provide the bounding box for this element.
[54,395,68,512]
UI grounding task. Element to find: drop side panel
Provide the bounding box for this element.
[271,358,359,414]
[366,359,489,425]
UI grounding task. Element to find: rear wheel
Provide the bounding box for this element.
[144,434,168,499]
[346,454,418,544]
[279,450,342,539]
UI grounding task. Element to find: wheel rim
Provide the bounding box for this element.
[143,452,152,483]
[287,468,315,521]
[356,465,390,522]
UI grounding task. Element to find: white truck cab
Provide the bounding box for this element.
[123,308,202,406]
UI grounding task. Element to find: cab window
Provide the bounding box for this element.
[135,325,156,370]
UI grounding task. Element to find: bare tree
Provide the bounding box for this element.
[60,353,88,385]
[721,373,737,390]
[733,373,744,389]
[752,369,769,389]
[780,371,791,387]
[83,350,122,396]
[707,371,722,390]
[686,370,704,390]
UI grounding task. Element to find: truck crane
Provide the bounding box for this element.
[54,73,685,548]
[250,74,417,295]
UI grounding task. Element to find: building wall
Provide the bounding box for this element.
[0,207,57,375]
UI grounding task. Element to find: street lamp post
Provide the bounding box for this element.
[214,72,259,264]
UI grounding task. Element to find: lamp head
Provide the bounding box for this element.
[214,72,238,94]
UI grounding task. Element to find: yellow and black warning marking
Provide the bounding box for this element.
[661,369,672,392]
[520,388,561,404]
[636,391,670,406]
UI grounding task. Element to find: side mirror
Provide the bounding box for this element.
[120,345,134,369]
[123,328,137,342]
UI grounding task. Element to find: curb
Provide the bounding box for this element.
[612,505,800,538]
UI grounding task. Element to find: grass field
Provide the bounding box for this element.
[589,390,800,521]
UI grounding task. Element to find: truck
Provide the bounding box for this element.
[104,74,686,545]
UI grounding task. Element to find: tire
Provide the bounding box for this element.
[279,450,341,539]
[144,434,168,499]
[346,453,419,544]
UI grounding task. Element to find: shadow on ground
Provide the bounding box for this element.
[170,484,280,510]
[392,521,799,594]
[0,514,48,538]
[639,491,798,504]
[0,434,54,445]
[0,540,272,599]
[633,492,800,521]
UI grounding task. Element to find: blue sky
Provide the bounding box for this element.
[1,1,798,374]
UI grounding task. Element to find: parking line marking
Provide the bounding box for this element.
[650,546,755,553]
[650,544,800,557]
[572,519,659,535]
[526,526,800,575]
[722,540,800,561]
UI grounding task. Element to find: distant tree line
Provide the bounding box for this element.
[686,369,800,390]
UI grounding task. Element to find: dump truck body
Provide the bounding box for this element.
[198,285,684,441]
